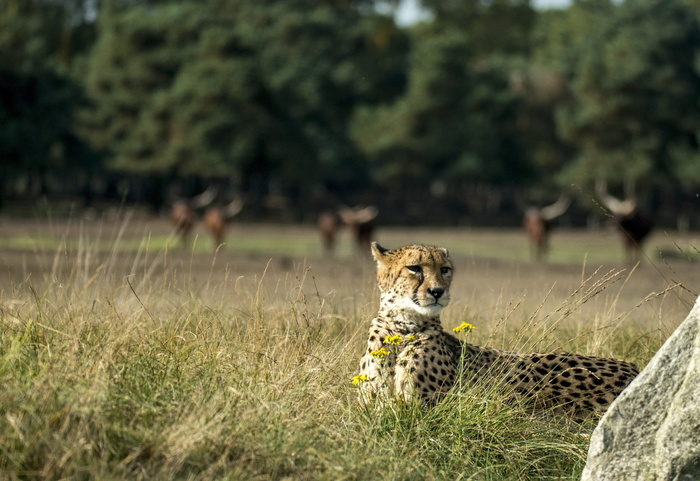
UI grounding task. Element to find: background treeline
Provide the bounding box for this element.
[1,0,700,227]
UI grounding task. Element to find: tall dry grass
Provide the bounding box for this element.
[0,216,695,480]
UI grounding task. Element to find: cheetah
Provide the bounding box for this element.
[356,243,639,417]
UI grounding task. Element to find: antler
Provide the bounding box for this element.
[190,186,218,209]
[224,197,244,219]
[354,206,378,223]
[539,194,571,221]
[595,181,636,216]
[339,205,378,224]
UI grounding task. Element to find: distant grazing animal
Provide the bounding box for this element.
[203,198,244,249]
[169,187,217,247]
[339,205,378,252]
[523,194,571,260]
[355,243,639,418]
[170,201,194,240]
[596,181,653,263]
[317,211,342,256]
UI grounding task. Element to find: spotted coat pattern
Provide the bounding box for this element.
[356,243,639,417]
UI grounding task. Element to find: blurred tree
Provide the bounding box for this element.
[231,0,408,206]
[507,65,574,197]
[514,0,615,194]
[0,0,96,201]
[419,0,536,58]
[533,0,615,78]
[351,24,530,190]
[680,0,700,16]
[80,0,408,213]
[400,0,540,213]
[558,0,700,188]
[81,4,229,175]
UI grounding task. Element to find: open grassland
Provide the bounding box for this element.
[0,213,698,480]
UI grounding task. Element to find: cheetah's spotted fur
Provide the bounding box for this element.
[356,243,639,417]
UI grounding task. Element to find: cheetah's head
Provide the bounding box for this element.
[371,242,453,318]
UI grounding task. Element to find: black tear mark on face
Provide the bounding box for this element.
[411,275,425,306]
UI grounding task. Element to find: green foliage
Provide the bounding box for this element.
[81,3,221,175]
[232,1,408,190]
[79,0,408,202]
[523,1,617,186]
[0,0,95,185]
[3,0,700,214]
[557,0,700,186]
[533,0,615,78]
[0,69,85,172]
[420,0,536,58]
[352,24,531,188]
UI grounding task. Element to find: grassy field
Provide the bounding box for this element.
[0,213,698,480]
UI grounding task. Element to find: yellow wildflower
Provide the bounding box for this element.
[369,348,389,359]
[384,334,402,345]
[452,322,476,333]
[351,374,368,385]
[405,335,415,342]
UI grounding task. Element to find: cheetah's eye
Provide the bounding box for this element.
[441,266,452,276]
[406,265,423,275]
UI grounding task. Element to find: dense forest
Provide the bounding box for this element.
[1,0,700,227]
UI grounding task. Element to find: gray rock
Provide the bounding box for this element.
[581,295,700,481]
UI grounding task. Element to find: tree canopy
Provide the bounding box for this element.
[79,0,408,210]
[0,0,699,224]
[556,0,700,189]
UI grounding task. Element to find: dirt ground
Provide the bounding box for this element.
[1,215,698,342]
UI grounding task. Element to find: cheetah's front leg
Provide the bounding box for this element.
[394,347,418,403]
[357,352,395,403]
[395,341,457,404]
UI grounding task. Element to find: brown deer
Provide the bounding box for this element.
[596,180,654,263]
[339,205,378,252]
[203,198,244,249]
[169,186,217,247]
[317,211,342,256]
[522,194,571,260]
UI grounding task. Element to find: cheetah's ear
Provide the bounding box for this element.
[438,246,450,258]
[371,242,390,266]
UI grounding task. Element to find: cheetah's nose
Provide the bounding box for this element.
[428,288,444,300]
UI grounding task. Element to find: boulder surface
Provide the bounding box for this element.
[581,295,700,481]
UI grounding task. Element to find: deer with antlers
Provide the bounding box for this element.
[203,198,244,250]
[596,181,653,263]
[339,205,378,253]
[169,186,217,247]
[522,194,571,260]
